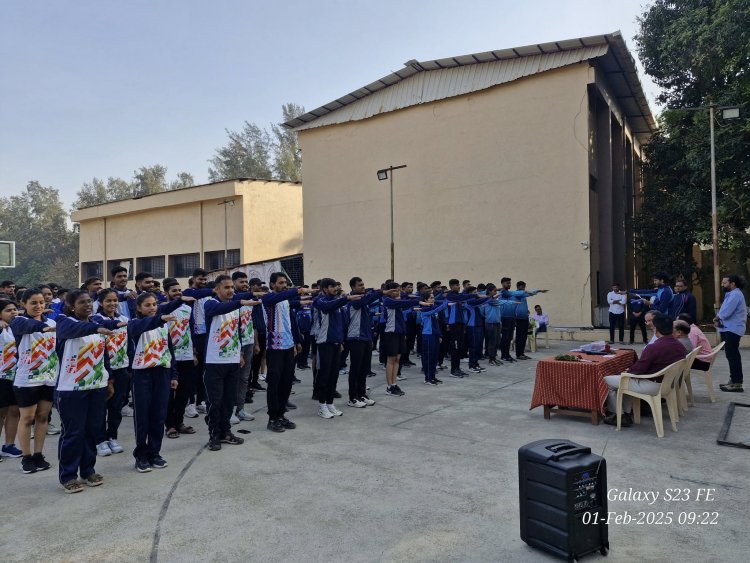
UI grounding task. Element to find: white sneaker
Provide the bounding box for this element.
[107,439,124,454]
[259,373,267,382]
[96,441,112,457]
[327,404,343,417]
[361,396,376,406]
[318,404,334,419]
[46,423,61,435]
[237,409,255,421]
[347,399,366,408]
[184,403,198,418]
[121,405,134,417]
[230,413,240,425]
[196,402,207,414]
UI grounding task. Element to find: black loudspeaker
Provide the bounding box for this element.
[518,439,609,561]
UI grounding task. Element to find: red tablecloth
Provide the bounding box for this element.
[530,349,638,415]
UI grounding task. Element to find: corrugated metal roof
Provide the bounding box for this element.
[283,31,656,141]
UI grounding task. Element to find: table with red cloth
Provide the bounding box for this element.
[530,349,638,425]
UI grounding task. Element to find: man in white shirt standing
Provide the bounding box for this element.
[607,283,626,344]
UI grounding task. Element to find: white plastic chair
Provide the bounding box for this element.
[675,347,701,418]
[685,341,725,405]
[616,359,686,438]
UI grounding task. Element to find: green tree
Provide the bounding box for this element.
[0,181,79,287]
[271,102,304,181]
[208,122,273,181]
[635,0,750,281]
[73,167,196,209]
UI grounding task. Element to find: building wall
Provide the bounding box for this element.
[73,180,302,286]
[298,63,593,326]
[239,182,303,264]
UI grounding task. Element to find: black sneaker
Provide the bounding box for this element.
[367,371,377,377]
[279,417,297,429]
[434,378,443,384]
[517,354,532,360]
[221,433,244,445]
[423,379,438,386]
[502,356,516,363]
[32,452,51,471]
[267,419,285,433]
[292,377,301,384]
[149,455,168,469]
[21,455,37,474]
[393,385,406,396]
[207,438,222,451]
[251,383,266,391]
[135,457,153,472]
[286,400,297,410]
[333,391,342,399]
[719,382,744,393]
[450,370,464,378]
[603,413,633,427]
[438,364,447,370]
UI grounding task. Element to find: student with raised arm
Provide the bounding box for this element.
[11,288,58,474]
[261,273,314,433]
[91,288,130,456]
[54,290,121,493]
[202,275,260,451]
[313,278,362,418]
[127,291,194,472]
[0,299,22,460]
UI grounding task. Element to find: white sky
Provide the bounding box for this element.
[0,0,659,207]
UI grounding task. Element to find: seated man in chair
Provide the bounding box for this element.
[532,304,548,332]
[603,313,687,427]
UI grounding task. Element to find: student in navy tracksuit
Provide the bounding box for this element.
[181,268,214,410]
[91,288,130,456]
[345,277,382,408]
[445,279,477,378]
[464,288,491,372]
[127,292,192,472]
[313,278,361,418]
[499,277,519,362]
[54,290,121,492]
[202,275,259,451]
[417,298,450,384]
[381,283,424,396]
[262,273,312,432]
[295,302,313,369]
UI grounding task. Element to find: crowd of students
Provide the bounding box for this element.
[0,270,548,492]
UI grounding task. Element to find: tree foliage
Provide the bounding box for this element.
[208,102,304,182]
[0,181,79,288]
[72,165,195,209]
[635,0,750,281]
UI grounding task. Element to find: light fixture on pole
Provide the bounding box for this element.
[685,103,740,318]
[218,199,235,273]
[376,164,407,280]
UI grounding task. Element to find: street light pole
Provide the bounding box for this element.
[218,199,235,273]
[709,104,720,314]
[377,164,407,280]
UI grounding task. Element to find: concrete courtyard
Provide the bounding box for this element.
[1,339,747,563]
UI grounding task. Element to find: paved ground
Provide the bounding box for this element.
[1,340,748,563]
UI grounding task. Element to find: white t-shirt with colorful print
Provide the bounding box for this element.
[58,332,109,391]
[0,326,17,381]
[169,303,194,362]
[14,318,58,387]
[206,308,241,364]
[132,326,172,370]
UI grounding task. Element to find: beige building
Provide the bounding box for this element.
[284,32,655,327]
[71,178,303,286]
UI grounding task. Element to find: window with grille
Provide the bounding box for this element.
[169,253,200,278]
[204,249,240,271]
[82,261,103,280]
[280,254,304,286]
[136,256,165,278]
[107,259,133,280]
